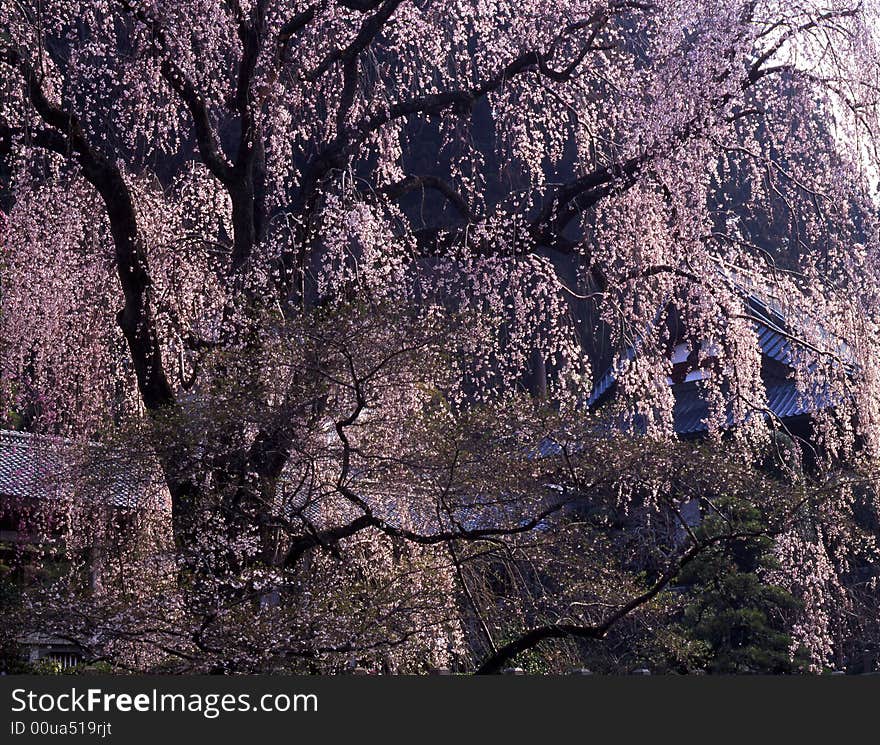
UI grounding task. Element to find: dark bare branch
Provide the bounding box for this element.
[475,528,776,674]
[113,1,235,183]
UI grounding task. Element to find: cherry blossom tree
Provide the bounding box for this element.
[2,0,880,672]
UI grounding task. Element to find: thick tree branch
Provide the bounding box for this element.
[275,5,320,66]
[281,483,574,567]
[0,47,210,552]
[115,1,234,184]
[337,0,386,10]
[158,58,235,184]
[1,48,175,414]
[306,0,405,83]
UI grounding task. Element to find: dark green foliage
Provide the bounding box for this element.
[0,576,27,673]
[675,497,808,674]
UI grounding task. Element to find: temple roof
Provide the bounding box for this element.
[587,290,843,436]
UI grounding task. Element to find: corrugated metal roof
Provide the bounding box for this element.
[588,288,843,434]
[670,379,832,435]
[587,344,636,406]
[671,382,711,435]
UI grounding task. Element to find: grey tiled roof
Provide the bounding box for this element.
[0,430,69,501]
[0,429,155,508]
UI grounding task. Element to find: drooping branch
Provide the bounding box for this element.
[289,29,626,272]
[747,7,860,86]
[354,48,585,137]
[527,33,818,245]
